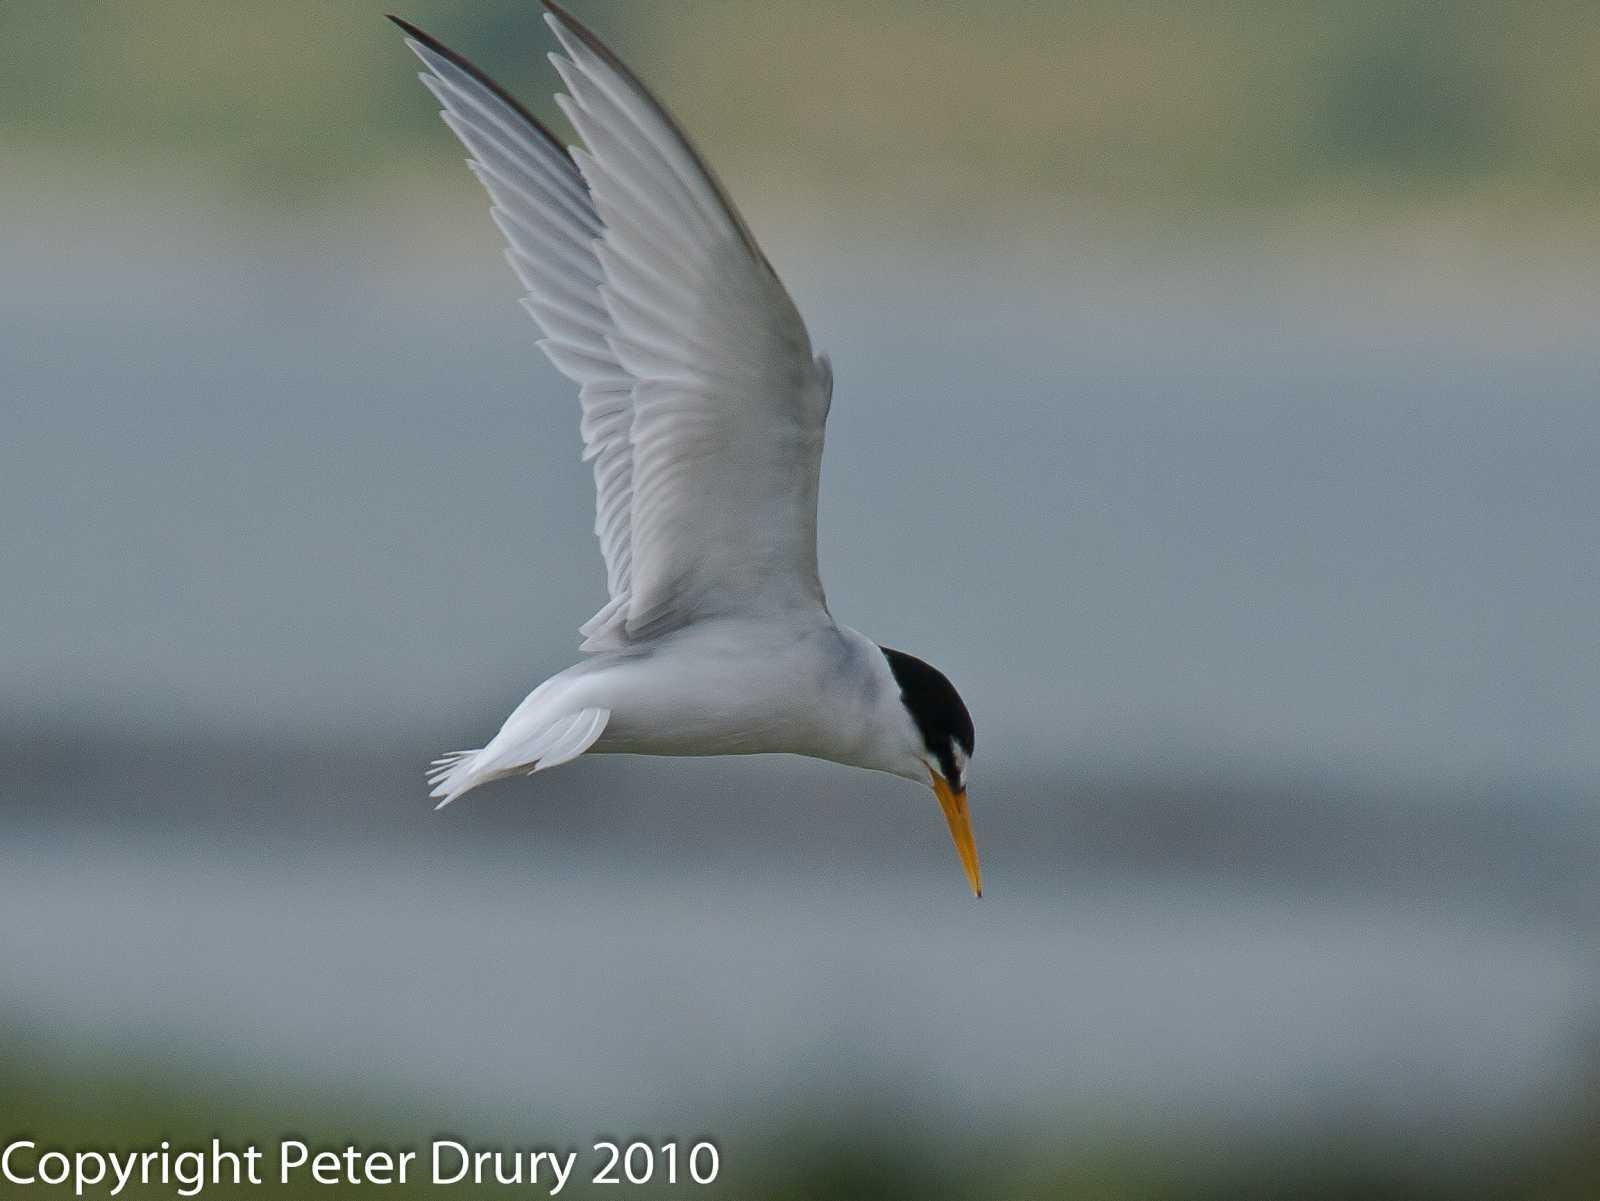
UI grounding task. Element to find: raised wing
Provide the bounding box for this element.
[397,5,833,650]
[394,16,637,636]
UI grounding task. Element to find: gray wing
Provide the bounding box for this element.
[399,5,833,651]
[398,17,636,637]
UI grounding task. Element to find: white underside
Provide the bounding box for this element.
[427,616,920,806]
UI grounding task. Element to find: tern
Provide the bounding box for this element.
[393,3,981,895]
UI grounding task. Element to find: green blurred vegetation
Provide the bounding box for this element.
[3,0,1599,217]
[5,1045,1599,1200]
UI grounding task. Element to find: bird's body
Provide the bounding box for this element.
[395,3,982,893]
[435,618,910,795]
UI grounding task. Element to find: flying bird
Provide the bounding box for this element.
[392,3,980,895]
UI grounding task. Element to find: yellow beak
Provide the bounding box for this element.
[932,770,982,897]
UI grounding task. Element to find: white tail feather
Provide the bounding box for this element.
[427,706,611,809]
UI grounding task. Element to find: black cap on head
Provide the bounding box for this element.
[879,646,975,787]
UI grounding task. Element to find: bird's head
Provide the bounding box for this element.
[878,646,980,897]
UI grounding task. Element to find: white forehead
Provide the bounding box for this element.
[950,741,969,786]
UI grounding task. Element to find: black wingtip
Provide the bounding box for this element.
[386,13,424,40]
[535,0,774,274]
[540,2,608,63]
[386,13,455,58]
[385,10,576,167]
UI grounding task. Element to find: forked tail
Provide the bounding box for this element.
[426,706,611,808]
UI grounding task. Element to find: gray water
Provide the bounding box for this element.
[4,186,1598,1147]
[5,195,1598,786]
[0,827,1590,1140]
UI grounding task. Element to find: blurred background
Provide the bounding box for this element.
[4,1,1598,1196]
